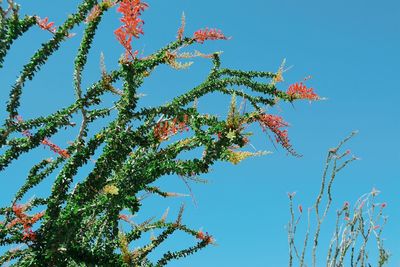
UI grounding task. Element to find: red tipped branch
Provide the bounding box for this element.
[287,82,319,100]
[114,0,148,60]
[193,28,228,43]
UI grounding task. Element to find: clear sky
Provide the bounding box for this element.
[1,0,399,266]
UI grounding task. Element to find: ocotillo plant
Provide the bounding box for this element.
[0,0,320,265]
[287,132,390,267]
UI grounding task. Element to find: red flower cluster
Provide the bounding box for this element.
[7,204,44,241]
[35,16,56,33]
[287,82,319,100]
[193,28,227,44]
[41,139,70,159]
[153,115,189,141]
[36,16,75,37]
[114,0,148,60]
[15,116,70,159]
[258,114,291,150]
[196,230,214,244]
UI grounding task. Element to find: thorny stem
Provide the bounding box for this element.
[312,131,357,267]
[288,132,388,267]
[299,207,311,267]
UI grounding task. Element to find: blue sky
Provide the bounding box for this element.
[1,0,399,266]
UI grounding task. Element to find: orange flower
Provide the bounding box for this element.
[258,114,292,150]
[287,82,319,100]
[153,115,189,141]
[35,16,56,33]
[7,204,44,242]
[196,230,214,244]
[196,230,205,240]
[41,138,70,159]
[15,116,70,158]
[22,229,37,241]
[193,28,228,44]
[114,0,148,60]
